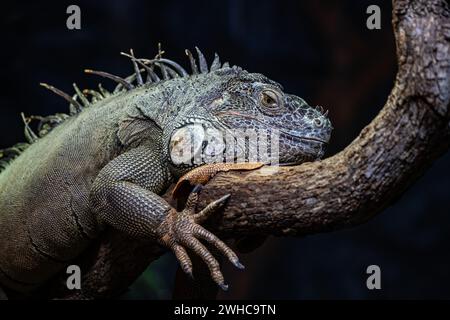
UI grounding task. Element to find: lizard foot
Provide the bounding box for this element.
[157,185,243,291]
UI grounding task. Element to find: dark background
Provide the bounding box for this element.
[1,0,449,299]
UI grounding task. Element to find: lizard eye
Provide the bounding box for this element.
[260,89,283,112]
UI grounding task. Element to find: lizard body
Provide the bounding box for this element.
[0,47,332,298]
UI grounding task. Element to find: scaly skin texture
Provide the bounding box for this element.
[0,49,332,298]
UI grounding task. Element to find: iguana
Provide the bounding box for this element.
[0,46,332,299]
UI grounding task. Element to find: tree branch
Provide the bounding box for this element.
[50,0,450,299]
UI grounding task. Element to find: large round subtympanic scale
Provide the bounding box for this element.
[169,124,205,165]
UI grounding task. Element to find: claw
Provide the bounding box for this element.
[217,193,231,204]
[219,283,229,291]
[234,261,245,270]
[192,194,230,223]
[192,184,203,194]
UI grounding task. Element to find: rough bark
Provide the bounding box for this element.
[52,0,449,299]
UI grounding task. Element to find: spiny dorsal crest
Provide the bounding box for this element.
[40,44,229,115]
[0,45,233,169]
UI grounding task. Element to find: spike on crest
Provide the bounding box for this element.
[20,112,38,143]
[195,47,208,74]
[127,49,143,86]
[40,83,83,113]
[98,83,110,97]
[156,43,165,60]
[84,69,134,90]
[185,49,199,75]
[210,53,221,71]
[73,83,89,107]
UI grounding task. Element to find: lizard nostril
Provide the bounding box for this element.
[314,118,323,128]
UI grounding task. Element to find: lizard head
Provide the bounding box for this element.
[162,61,332,178]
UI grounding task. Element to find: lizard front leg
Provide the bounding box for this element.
[89,146,242,290]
